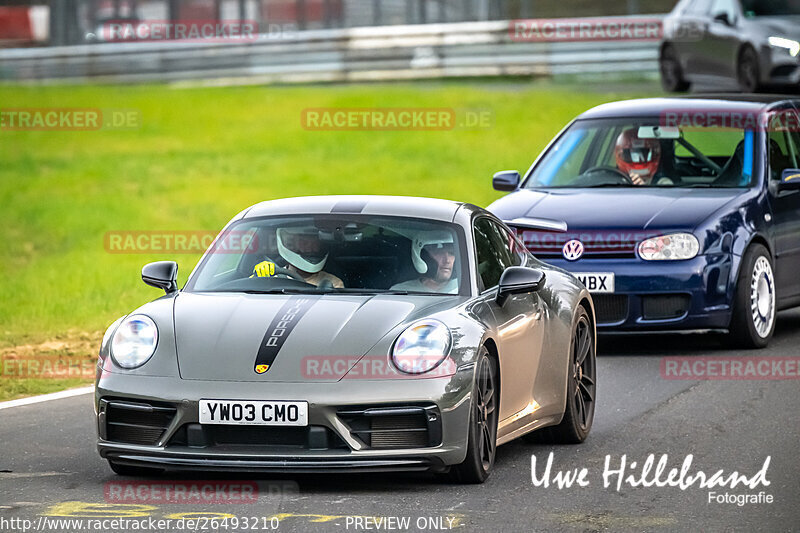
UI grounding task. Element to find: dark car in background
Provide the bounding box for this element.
[489,95,800,348]
[660,0,800,92]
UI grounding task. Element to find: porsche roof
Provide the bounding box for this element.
[578,95,799,120]
[242,195,471,222]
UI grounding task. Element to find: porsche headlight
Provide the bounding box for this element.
[768,36,800,57]
[102,317,124,350]
[111,315,158,369]
[392,319,451,374]
[638,233,700,261]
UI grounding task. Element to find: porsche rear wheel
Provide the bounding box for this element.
[108,460,164,477]
[529,306,595,444]
[450,346,498,484]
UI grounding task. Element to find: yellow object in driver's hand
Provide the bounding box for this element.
[251,261,277,277]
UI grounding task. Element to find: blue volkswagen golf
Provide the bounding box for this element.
[488,95,800,347]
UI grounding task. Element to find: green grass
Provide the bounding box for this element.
[0,81,657,399]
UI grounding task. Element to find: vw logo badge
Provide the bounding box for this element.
[562,239,584,261]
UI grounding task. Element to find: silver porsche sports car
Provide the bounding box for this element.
[96,196,596,483]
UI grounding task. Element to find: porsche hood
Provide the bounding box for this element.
[172,292,463,382]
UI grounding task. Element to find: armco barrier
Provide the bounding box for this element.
[0,17,662,85]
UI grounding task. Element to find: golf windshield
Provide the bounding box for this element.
[185,215,468,295]
[525,118,760,188]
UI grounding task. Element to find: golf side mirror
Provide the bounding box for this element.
[496,266,545,306]
[142,261,178,294]
[493,170,521,191]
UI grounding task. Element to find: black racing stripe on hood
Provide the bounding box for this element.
[253,296,320,374]
[330,199,368,213]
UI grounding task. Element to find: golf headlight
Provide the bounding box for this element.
[768,37,800,57]
[392,319,451,374]
[638,233,700,261]
[111,315,158,369]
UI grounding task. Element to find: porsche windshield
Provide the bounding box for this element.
[186,215,468,295]
[525,118,759,189]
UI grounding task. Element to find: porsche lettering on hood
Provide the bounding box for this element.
[173,292,460,382]
[253,296,319,374]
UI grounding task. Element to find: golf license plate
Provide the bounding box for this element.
[575,272,615,293]
[199,400,308,426]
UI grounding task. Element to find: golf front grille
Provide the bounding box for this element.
[337,405,441,449]
[642,294,691,320]
[592,294,629,324]
[100,399,176,446]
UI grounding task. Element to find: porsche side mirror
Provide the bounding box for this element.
[493,170,521,191]
[496,266,545,306]
[778,169,800,192]
[142,261,178,294]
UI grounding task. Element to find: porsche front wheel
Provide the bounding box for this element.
[450,346,498,484]
[528,306,595,444]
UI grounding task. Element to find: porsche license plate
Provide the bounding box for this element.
[199,400,308,426]
[575,273,615,293]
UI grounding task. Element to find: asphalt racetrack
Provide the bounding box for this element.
[1,310,798,533]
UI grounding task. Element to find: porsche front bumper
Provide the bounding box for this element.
[96,367,474,473]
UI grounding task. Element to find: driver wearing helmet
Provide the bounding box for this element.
[391,231,458,294]
[614,128,673,186]
[252,226,344,288]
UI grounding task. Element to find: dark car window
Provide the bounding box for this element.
[473,218,521,290]
[742,0,800,17]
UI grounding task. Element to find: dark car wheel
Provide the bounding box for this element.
[108,460,164,477]
[660,45,691,92]
[527,306,595,444]
[450,346,498,484]
[737,46,761,93]
[729,244,776,349]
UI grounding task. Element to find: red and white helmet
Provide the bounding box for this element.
[614,128,661,179]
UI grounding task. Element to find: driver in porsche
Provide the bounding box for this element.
[252,226,344,288]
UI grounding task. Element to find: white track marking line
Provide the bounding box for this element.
[0,386,94,410]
